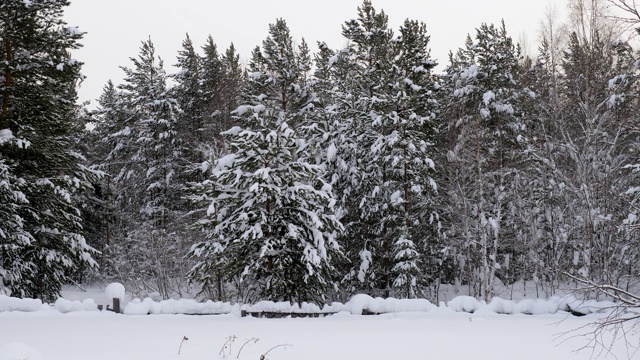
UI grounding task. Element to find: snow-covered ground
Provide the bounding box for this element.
[0,303,636,359]
[0,283,637,360]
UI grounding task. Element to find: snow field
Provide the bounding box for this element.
[0,285,636,360]
[0,343,42,360]
[1,284,633,359]
[0,309,634,360]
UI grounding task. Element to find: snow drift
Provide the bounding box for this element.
[0,293,626,317]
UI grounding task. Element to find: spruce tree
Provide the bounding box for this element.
[0,131,32,296]
[173,34,205,171]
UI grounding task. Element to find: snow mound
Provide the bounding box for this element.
[239,296,437,315]
[548,294,577,312]
[546,294,616,315]
[346,295,437,314]
[123,298,235,315]
[0,343,42,360]
[123,298,153,315]
[486,297,516,314]
[447,296,483,313]
[448,296,562,315]
[105,282,125,302]
[246,300,323,313]
[516,298,558,315]
[55,298,98,313]
[0,292,625,318]
[0,295,42,312]
[443,295,618,316]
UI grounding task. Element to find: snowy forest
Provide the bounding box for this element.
[2,0,640,306]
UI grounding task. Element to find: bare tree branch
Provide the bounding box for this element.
[558,272,640,358]
[565,272,640,305]
[607,0,640,23]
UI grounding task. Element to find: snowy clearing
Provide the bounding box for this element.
[0,308,636,360]
[1,287,637,359]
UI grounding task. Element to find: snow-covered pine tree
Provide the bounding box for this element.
[219,43,244,139]
[189,19,342,304]
[0,0,98,300]
[442,21,527,301]
[173,34,205,176]
[332,0,396,297]
[179,37,244,301]
[114,39,185,298]
[179,37,244,168]
[199,35,225,146]
[319,1,440,298]
[386,19,440,299]
[90,80,137,278]
[0,130,32,296]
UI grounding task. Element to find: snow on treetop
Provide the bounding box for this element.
[326,143,337,162]
[232,105,251,116]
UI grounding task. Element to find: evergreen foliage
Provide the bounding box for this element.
[4,0,640,305]
[442,21,528,301]
[0,0,98,301]
[189,19,342,304]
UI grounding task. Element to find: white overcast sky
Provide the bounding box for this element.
[64,0,569,107]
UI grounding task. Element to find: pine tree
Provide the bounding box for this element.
[220,43,244,135]
[90,80,135,278]
[199,35,225,146]
[0,0,98,300]
[189,19,342,304]
[442,21,527,301]
[316,1,440,298]
[100,39,184,298]
[386,19,440,298]
[333,0,396,297]
[173,34,205,168]
[0,131,32,296]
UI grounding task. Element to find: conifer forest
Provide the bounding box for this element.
[2,0,640,305]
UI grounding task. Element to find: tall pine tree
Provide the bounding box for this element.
[0,0,98,300]
[189,19,342,304]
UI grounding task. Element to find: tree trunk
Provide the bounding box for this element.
[2,37,13,121]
